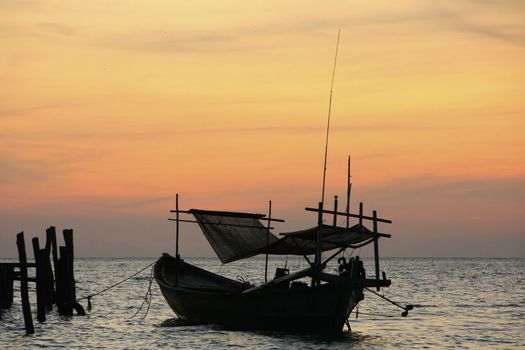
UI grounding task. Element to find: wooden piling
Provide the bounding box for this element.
[16,232,34,335]
[0,265,15,320]
[57,246,72,316]
[0,265,14,309]
[31,238,46,322]
[63,229,76,302]
[48,226,59,304]
[56,229,84,316]
[45,227,56,309]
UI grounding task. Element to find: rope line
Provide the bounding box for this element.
[364,287,414,316]
[129,264,155,319]
[78,261,155,301]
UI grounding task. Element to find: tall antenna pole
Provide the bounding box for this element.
[321,29,341,207]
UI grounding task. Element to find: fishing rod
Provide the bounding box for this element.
[314,30,341,272]
[320,29,341,207]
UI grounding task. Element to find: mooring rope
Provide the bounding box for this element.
[78,261,156,303]
[364,287,414,317]
[129,264,155,320]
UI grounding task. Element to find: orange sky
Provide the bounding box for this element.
[1,1,524,257]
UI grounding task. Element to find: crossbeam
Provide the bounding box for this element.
[168,218,275,230]
[305,207,392,224]
[169,209,285,222]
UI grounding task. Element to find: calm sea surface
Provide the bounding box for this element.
[1,257,524,349]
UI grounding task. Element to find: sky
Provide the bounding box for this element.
[1,0,524,258]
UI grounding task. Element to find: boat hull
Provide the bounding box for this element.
[155,254,363,334]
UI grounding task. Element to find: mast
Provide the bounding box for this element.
[175,193,180,287]
[316,29,340,272]
[264,200,272,283]
[175,193,180,258]
[346,155,352,228]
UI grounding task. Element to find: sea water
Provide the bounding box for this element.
[1,257,524,349]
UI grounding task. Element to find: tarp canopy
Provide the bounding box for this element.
[190,209,377,264]
[268,224,375,255]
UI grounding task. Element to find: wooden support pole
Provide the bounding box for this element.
[373,210,380,291]
[47,226,58,306]
[40,248,52,312]
[346,155,351,228]
[31,238,45,323]
[175,194,180,259]
[56,229,85,317]
[175,194,180,288]
[16,232,34,335]
[313,201,324,287]
[63,229,76,302]
[0,268,2,319]
[44,229,55,310]
[359,202,363,229]
[58,246,72,316]
[264,200,272,284]
[333,195,338,226]
[7,267,13,308]
[316,201,324,267]
[0,265,14,310]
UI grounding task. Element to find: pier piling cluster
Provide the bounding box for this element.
[0,227,85,334]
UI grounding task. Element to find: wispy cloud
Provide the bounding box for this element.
[0,120,443,143]
[0,103,65,118]
[99,31,237,53]
[0,146,105,184]
[37,22,78,36]
[431,4,525,47]
[368,174,525,202]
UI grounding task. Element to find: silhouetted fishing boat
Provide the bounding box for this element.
[155,196,394,334]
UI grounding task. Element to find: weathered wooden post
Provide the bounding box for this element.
[57,246,72,316]
[16,232,34,335]
[31,237,46,322]
[63,229,76,302]
[56,229,84,316]
[45,227,56,309]
[0,265,14,310]
[0,267,2,320]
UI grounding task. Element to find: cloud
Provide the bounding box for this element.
[367,174,525,203]
[99,31,237,53]
[0,103,65,118]
[0,120,442,145]
[251,2,525,47]
[432,5,525,47]
[0,146,105,184]
[37,22,78,36]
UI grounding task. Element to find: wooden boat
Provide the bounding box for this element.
[155,202,393,335]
